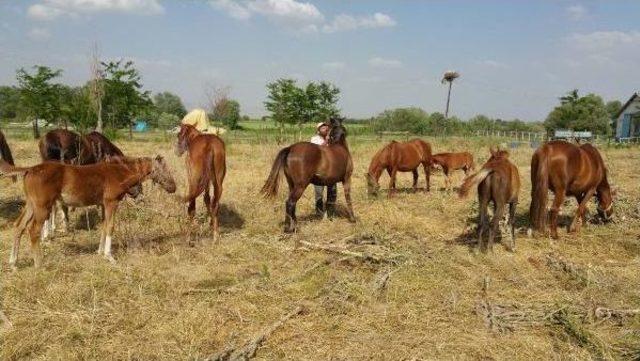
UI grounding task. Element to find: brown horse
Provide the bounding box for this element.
[459,147,520,252]
[431,152,475,191]
[175,124,226,243]
[0,156,176,268]
[0,130,15,182]
[261,117,355,233]
[84,131,125,161]
[39,129,95,164]
[530,140,613,239]
[365,139,432,197]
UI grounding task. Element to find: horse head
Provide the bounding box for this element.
[175,124,199,156]
[489,146,509,161]
[365,172,380,196]
[596,183,614,221]
[328,117,347,144]
[150,155,177,194]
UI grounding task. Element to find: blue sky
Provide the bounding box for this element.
[0,0,638,121]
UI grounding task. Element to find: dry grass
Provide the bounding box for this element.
[1,136,639,360]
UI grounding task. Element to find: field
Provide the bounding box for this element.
[1,131,639,360]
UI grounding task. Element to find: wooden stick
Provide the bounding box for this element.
[207,305,306,361]
[297,240,397,264]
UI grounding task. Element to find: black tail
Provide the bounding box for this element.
[0,131,16,182]
[529,147,549,232]
[260,147,290,198]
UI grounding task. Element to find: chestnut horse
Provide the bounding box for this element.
[261,117,355,233]
[365,139,432,197]
[39,129,95,164]
[0,156,176,268]
[530,140,613,239]
[0,130,15,182]
[459,147,520,252]
[175,124,226,243]
[431,152,475,191]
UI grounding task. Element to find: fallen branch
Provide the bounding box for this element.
[207,305,306,361]
[594,307,640,320]
[0,310,12,330]
[297,240,399,264]
[545,254,594,286]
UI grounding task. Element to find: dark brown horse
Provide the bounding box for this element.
[39,129,95,164]
[365,139,432,197]
[261,117,355,233]
[175,124,226,243]
[1,156,176,268]
[530,140,613,239]
[459,147,520,252]
[84,131,125,161]
[0,130,15,182]
[431,152,475,191]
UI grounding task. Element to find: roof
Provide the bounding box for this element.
[615,92,639,119]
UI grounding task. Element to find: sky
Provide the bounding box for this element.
[0,0,638,121]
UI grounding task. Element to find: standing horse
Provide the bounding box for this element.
[84,131,125,161]
[261,117,356,233]
[0,156,176,268]
[175,124,226,243]
[459,147,520,252]
[431,152,475,191]
[39,129,95,164]
[529,140,613,239]
[0,130,15,182]
[365,139,432,197]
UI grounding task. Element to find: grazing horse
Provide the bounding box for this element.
[175,124,226,243]
[0,156,176,268]
[459,147,520,252]
[529,140,613,239]
[83,131,125,161]
[39,129,95,164]
[365,139,432,197]
[261,117,356,233]
[431,152,475,191]
[0,130,15,182]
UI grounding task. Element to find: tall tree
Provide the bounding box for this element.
[545,90,611,135]
[101,60,151,137]
[0,86,21,119]
[153,91,187,118]
[16,65,63,138]
[441,70,460,119]
[89,42,105,133]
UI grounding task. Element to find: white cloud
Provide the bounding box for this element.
[567,30,640,52]
[322,12,396,33]
[27,27,51,41]
[566,5,587,21]
[368,57,402,68]
[27,0,164,21]
[210,0,252,20]
[479,59,508,69]
[322,61,345,70]
[247,0,324,23]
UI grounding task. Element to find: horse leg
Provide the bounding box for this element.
[443,168,451,191]
[411,169,418,192]
[284,186,305,233]
[549,189,566,239]
[314,185,325,217]
[28,207,49,268]
[489,202,506,253]
[102,201,118,263]
[342,178,356,223]
[204,186,211,209]
[187,198,196,245]
[388,167,398,198]
[326,184,338,219]
[10,206,33,270]
[508,200,517,251]
[210,177,224,244]
[477,185,490,252]
[570,189,596,233]
[422,162,431,193]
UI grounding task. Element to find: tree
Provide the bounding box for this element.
[218,99,241,130]
[16,65,63,138]
[544,90,611,135]
[0,86,21,119]
[89,42,105,133]
[372,107,430,134]
[60,85,95,132]
[153,91,187,119]
[441,70,460,118]
[101,60,151,137]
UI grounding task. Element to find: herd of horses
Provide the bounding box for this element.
[0,117,614,269]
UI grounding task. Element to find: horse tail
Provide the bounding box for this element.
[260,147,290,198]
[0,132,16,182]
[529,147,548,231]
[458,168,492,198]
[0,159,30,177]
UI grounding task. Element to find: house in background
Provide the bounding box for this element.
[615,92,640,141]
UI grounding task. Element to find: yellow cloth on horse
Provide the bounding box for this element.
[181,109,226,135]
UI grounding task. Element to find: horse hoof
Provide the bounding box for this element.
[104,254,116,264]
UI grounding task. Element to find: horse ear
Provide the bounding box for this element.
[155,155,164,162]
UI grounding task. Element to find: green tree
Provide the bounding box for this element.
[0,86,21,120]
[153,91,187,119]
[216,99,241,130]
[16,65,64,138]
[372,107,430,134]
[101,60,151,136]
[59,85,96,133]
[544,90,611,135]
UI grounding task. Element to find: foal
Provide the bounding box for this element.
[175,124,226,243]
[459,147,520,252]
[431,152,475,191]
[1,156,176,268]
[365,139,432,197]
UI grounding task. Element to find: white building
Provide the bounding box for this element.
[615,92,640,140]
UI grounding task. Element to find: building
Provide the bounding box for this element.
[615,92,640,140]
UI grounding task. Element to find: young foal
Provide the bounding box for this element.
[530,140,613,239]
[175,124,226,243]
[431,152,475,191]
[365,139,432,197]
[261,117,356,233]
[0,156,176,268]
[459,148,520,252]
